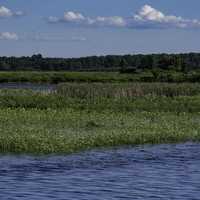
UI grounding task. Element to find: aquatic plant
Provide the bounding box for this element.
[0,83,200,153]
[0,108,199,154]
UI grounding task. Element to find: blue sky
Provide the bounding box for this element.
[0,0,200,57]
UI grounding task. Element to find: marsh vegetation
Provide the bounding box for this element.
[1,71,200,83]
[0,82,199,153]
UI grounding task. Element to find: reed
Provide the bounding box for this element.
[0,82,199,154]
[57,82,200,98]
[0,84,200,112]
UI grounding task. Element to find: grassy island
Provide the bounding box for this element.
[0,82,200,154]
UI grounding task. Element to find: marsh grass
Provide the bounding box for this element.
[0,71,199,84]
[0,84,200,112]
[0,72,136,84]
[57,82,200,98]
[0,82,200,153]
[0,108,200,154]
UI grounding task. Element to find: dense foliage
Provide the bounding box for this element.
[1,53,200,72]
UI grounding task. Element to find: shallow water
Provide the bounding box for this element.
[0,83,55,91]
[0,143,200,199]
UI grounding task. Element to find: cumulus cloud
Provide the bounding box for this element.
[0,32,18,40]
[0,6,12,17]
[48,5,200,29]
[48,11,126,28]
[0,6,24,18]
[64,11,85,22]
[133,5,200,29]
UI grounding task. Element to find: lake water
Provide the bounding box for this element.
[0,143,199,200]
[0,83,56,92]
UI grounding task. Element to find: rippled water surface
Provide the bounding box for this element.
[0,143,200,199]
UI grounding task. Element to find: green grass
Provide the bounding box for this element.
[0,71,137,83]
[0,70,198,83]
[0,82,200,154]
[1,84,200,112]
[0,108,200,154]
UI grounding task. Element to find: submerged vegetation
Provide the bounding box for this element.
[0,82,200,153]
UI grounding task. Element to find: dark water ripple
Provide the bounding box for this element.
[0,143,200,199]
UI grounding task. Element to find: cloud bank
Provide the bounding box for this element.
[0,32,18,40]
[0,6,24,18]
[48,5,200,29]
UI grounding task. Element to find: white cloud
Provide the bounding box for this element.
[48,5,200,29]
[14,11,24,17]
[133,5,200,29]
[48,16,59,23]
[0,32,18,40]
[95,16,126,27]
[0,6,12,17]
[64,11,85,22]
[134,5,165,22]
[48,11,126,28]
[132,5,200,29]
[0,6,24,18]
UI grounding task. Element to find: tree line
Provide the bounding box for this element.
[0,53,200,72]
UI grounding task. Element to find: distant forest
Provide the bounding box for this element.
[1,53,200,72]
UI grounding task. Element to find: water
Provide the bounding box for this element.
[0,83,56,92]
[0,143,200,200]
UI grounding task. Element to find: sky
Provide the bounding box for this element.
[0,0,200,58]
